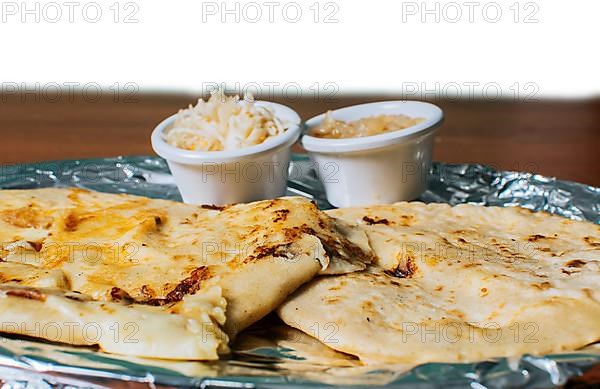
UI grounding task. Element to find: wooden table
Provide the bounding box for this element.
[1,94,599,186]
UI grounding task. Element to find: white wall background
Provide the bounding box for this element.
[1,0,598,99]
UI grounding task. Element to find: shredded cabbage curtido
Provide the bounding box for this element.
[164,90,287,151]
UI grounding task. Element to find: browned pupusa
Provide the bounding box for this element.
[0,188,372,360]
[279,202,600,364]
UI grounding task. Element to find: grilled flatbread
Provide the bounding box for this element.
[279,202,600,364]
[0,188,372,360]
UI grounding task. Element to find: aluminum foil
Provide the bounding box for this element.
[0,154,599,388]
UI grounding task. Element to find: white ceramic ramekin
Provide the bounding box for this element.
[302,101,444,207]
[151,102,301,205]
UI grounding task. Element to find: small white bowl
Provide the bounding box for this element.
[151,102,301,205]
[302,101,443,207]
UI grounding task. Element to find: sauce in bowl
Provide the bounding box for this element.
[309,111,425,139]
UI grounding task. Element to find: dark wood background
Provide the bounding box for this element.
[1,94,599,186]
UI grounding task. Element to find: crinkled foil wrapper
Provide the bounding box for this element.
[0,155,599,388]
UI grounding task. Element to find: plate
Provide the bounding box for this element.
[0,154,599,388]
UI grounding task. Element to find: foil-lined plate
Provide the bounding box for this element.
[0,155,598,388]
